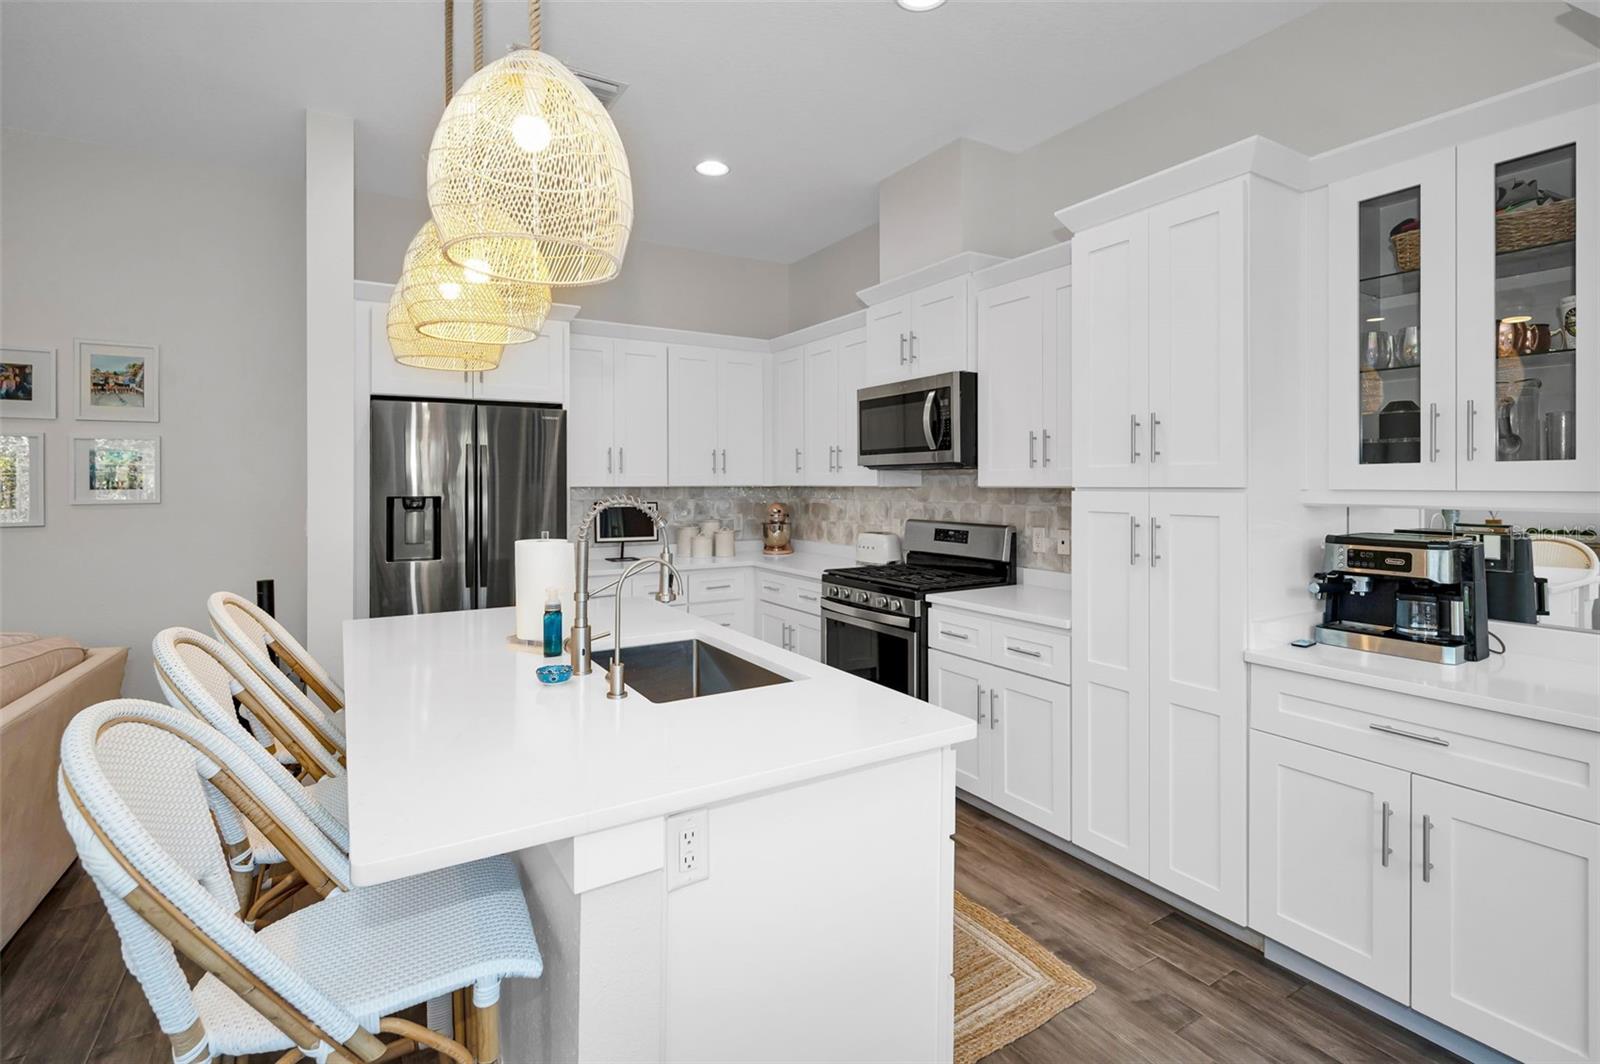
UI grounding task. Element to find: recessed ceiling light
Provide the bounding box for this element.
[896,0,946,10]
[695,159,730,177]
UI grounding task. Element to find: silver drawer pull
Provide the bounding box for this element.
[798,593,818,602]
[1369,722,1450,747]
[763,584,781,592]
[1380,801,1392,867]
[941,629,970,641]
[1422,814,1435,883]
[704,583,732,591]
[1007,646,1043,658]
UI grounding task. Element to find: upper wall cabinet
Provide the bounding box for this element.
[1326,105,1596,495]
[1072,179,1247,489]
[863,275,974,387]
[569,334,670,487]
[667,345,766,486]
[977,264,1071,487]
[365,294,571,406]
[772,345,806,486]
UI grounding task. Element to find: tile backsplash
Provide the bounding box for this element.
[571,474,1072,571]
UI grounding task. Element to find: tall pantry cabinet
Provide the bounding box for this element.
[1066,170,1302,925]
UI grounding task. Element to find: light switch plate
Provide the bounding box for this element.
[1031,528,1048,553]
[1055,532,1071,556]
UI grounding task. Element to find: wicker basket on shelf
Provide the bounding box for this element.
[1495,198,1575,253]
[1391,229,1420,272]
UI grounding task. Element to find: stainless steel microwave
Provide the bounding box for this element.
[857,371,978,469]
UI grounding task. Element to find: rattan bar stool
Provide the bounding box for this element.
[208,592,347,763]
[58,699,541,1064]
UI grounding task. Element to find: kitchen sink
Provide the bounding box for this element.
[589,639,791,703]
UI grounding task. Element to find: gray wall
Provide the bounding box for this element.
[785,224,878,332]
[0,128,308,698]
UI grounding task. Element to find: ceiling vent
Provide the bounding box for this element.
[504,46,627,108]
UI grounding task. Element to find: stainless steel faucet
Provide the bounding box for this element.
[570,496,682,698]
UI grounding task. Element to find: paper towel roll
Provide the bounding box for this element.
[515,538,576,644]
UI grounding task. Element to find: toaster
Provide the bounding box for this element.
[855,531,903,564]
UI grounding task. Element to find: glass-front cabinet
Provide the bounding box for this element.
[1328,149,1457,490]
[1327,107,1596,494]
[1457,109,1596,492]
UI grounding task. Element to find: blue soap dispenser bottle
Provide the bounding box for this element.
[542,588,563,657]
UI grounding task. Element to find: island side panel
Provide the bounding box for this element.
[662,749,954,1062]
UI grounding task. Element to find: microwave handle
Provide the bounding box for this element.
[922,391,938,450]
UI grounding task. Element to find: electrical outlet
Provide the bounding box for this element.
[1030,528,1049,553]
[1055,532,1071,556]
[666,809,709,890]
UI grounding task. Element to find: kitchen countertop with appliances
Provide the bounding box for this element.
[585,538,850,584]
[925,584,1071,629]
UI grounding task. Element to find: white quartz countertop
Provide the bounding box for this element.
[926,585,1072,629]
[342,601,973,885]
[586,542,844,584]
[1245,638,1600,733]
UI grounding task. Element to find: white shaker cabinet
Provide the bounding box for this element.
[667,346,766,486]
[475,320,568,404]
[567,335,670,487]
[864,297,914,386]
[1071,179,1249,489]
[833,328,876,484]
[1071,489,1246,919]
[756,600,821,662]
[1248,732,1412,1002]
[803,338,840,482]
[928,649,990,799]
[976,265,1071,487]
[1410,777,1600,1064]
[863,275,974,387]
[771,346,806,485]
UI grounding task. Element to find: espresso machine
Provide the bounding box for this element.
[1307,532,1489,664]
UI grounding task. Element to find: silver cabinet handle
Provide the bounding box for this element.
[1429,403,1439,462]
[795,447,802,474]
[1007,645,1042,658]
[711,448,717,474]
[989,688,998,729]
[909,331,918,362]
[899,333,908,365]
[829,445,837,473]
[1130,414,1142,463]
[798,592,818,602]
[922,391,938,450]
[1029,430,1038,468]
[1150,412,1161,460]
[1042,428,1052,467]
[704,583,732,591]
[720,449,727,474]
[607,446,613,474]
[619,447,624,474]
[1369,722,1449,747]
[1466,399,1477,460]
[1422,814,1434,883]
[1380,801,1393,867]
[763,583,781,592]
[1149,518,1161,568]
[781,623,791,651]
[941,628,970,641]
[976,685,985,723]
[1129,516,1142,565]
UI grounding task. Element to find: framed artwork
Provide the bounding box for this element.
[76,339,159,422]
[0,347,57,419]
[0,433,45,526]
[72,434,160,505]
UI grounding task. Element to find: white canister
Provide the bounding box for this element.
[691,533,713,559]
[699,519,722,536]
[713,528,736,557]
[675,526,696,559]
[514,538,575,644]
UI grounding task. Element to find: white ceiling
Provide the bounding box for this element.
[1,1,1317,263]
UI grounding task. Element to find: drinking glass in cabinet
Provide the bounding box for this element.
[1356,186,1423,466]
[1489,142,1577,464]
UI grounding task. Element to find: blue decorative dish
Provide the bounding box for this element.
[536,664,573,685]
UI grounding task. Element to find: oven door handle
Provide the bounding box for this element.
[822,600,916,632]
[922,391,938,451]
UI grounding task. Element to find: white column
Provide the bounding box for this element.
[304,110,355,680]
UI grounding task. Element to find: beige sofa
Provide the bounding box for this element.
[1,635,127,945]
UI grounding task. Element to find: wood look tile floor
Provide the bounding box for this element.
[2,804,1462,1063]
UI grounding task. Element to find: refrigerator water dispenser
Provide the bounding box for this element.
[387,496,441,562]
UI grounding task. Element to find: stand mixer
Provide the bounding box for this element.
[762,502,794,555]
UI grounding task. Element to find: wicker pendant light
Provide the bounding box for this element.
[387,283,503,372]
[426,0,632,287]
[400,220,551,345]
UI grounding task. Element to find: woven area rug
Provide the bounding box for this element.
[953,891,1095,1064]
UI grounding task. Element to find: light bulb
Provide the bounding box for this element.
[440,282,462,301]
[695,159,730,177]
[512,113,552,153]
[896,0,945,10]
[462,259,491,284]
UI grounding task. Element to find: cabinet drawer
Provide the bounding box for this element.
[788,580,823,615]
[1251,666,1600,823]
[688,600,743,630]
[687,568,751,604]
[756,573,792,606]
[992,619,1071,685]
[928,609,992,661]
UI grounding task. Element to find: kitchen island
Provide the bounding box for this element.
[342,599,973,1063]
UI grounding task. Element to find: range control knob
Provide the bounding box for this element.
[872,595,887,609]
[827,586,840,598]
[855,590,871,604]
[887,599,903,612]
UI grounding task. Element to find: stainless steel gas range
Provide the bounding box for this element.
[821,520,1016,699]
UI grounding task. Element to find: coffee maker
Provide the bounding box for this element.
[1307,532,1489,664]
[1398,523,1549,624]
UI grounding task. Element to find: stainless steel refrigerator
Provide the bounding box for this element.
[370,398,566,617]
